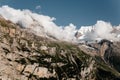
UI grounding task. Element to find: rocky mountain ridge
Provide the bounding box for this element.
[0,16,120,80]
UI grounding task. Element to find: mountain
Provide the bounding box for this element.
[0,14,120,80]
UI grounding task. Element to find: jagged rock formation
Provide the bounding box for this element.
[0,17,120,80]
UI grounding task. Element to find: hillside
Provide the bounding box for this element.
[0,16,120,80]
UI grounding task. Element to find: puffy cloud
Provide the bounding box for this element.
[78,21,120,42]
[0,5,120,43]
[0,5,77,42]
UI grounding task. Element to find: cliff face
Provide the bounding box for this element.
[0,17,120,80]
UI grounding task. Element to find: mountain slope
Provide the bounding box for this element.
[0,16,120,80]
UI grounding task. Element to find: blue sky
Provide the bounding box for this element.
[0,0,120,28]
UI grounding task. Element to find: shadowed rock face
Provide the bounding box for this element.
[0,17,120,80]
[86,39,120,73]
[103,41,120,72]
[79,39,120,79]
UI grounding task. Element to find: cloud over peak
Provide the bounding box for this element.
[0,5,120,43]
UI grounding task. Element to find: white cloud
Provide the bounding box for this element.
[35,5,41,9]
[0,5,120,43]
[78,21,120,41]
[0,5,77,42]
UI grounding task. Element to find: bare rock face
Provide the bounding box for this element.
[79,39,120,79]
[0,17,120,80]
